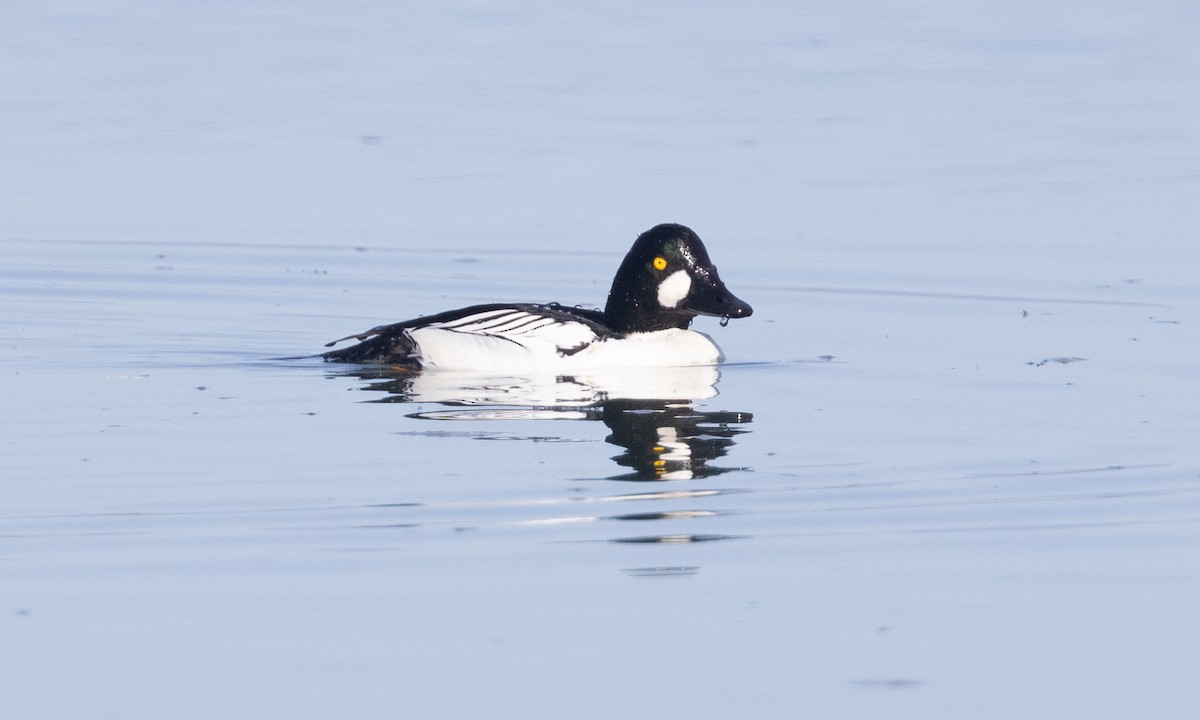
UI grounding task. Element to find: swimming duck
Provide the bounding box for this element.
[322,223,752,371]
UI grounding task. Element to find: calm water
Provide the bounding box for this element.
[4,2,1200,719]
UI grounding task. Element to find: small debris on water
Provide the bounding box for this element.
[850,678,925,689]
[1027,357,1086,367]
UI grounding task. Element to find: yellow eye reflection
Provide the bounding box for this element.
[652,256,668,271]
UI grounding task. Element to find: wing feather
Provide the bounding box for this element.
[324,303,617,367]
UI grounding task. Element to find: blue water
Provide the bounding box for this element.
[4,2,1200,718]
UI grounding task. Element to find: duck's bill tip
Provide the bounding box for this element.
[683,288,753,320]
[727,302,753,318]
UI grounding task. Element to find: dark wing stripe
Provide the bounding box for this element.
[440,311,565,337]
[492,314,548,334]
[439,309,513,330]
[510,319,558,336]
[432,311,570,346]
[476,311,537,331]
[483,314,551,335]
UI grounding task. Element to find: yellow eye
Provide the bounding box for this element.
[652,257,668,271]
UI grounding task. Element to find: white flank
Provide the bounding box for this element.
[407,309,597,371]
[405,306,723,372]
[656,269,691,308]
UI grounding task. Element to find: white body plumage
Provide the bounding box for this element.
[406,308,723,372]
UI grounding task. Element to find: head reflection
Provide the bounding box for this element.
[333,364,751,481]
[600,400,750,481]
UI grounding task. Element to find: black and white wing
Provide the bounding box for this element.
[323,303,615,368]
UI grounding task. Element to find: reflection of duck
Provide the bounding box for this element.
[321,224,752,370]
[346,364,721,406]
[600,400,751,482]
[331,365,751,481]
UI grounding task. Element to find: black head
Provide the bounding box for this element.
[603,224,753,334]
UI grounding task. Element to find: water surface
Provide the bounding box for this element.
[4,2,1200,718]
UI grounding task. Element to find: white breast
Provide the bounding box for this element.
[564,328,723,369]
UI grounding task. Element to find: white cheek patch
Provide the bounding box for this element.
[656,269,692,308]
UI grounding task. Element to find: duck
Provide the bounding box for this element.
[322,223,752,371]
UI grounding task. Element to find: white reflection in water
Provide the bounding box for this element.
[332,364,753,484]
[357,363,721,406]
